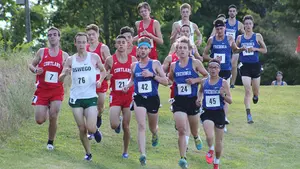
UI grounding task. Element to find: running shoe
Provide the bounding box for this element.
[122,153,129,159]
[94,130,102,143]
[84,154,92,161]
[230,84,235,89]
[46,144,54,150]
[206,150,214,164]
[152,133,159,147]
[252,95,259,104]
[214,163,219,169]
[247,114,254,124]
[178,158,188,169]
[225,117,230,124]
[87,133,94,140]
[194,137,203,150]
[139,154,146,166]
[115,116,122,134]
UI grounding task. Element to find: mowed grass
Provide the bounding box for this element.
[0,86,300,169]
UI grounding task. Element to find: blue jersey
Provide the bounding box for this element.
[239,33,260,63]
[202,78,224,110]
[274,81,284,86]
[225,19,239,40]
[210,36,232,70]
[134,60,159,97]
[173,58,199,97]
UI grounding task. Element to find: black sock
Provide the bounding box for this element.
[246,109,251,115]
[194,136,198,140]
[47,140,53,145]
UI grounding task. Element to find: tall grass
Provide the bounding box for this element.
[0,52,35,142]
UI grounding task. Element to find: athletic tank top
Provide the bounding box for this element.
[167,52,179,72]
[138,19,158,60]
[173,58,199,97]
[36,48,63,90]
[134,60,159,97]
[202,78,224,110]
[239,33,260,63]
[225,19,239,40]
[128,45,137,58]
[86,43,104,75]
[274,81,284,86]
[70,52,97,101]
[176,20,195,45]
[110,54,133,93]
[211,36,232,70]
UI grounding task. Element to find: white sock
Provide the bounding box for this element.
[209,146,214,151]
[185,136,189,145]
[214,158,220,164]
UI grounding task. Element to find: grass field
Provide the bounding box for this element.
[0,86,300,169]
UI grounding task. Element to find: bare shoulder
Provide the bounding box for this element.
[135,21,141,27]
[192,22,199,29]
[153,59,162,66]
[256,33,263,39]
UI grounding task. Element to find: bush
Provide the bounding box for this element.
[0,50,35,142]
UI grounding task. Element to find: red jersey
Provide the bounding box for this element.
[36,48,63,90]
[138,19,158,60]
[296,36,300,53]
[86,43,105,63]
[128,45,137,57]
[110,54,134,94]
[169,52,179,99]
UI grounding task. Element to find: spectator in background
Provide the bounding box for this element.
[271,71,287,86]
[295,36,300,54]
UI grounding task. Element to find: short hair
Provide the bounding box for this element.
[180,24,191,32]
[180,3,191,11]
[74,32,88,42]
[48,27,61,36]
[86,24,99,33]
[120,26,134,36]
[177,36,192,50]
[243,15,254,22]
[277,71,283,76]
[217,14,226,19]
[137,2,151,12]
[138,37,151,44]
[208,59,221,66]
[116,35,127,40]
[214,19,225,27]
[228,4,237,10]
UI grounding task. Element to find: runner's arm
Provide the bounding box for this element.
[203,37,213,62]
[94,53,107,84]
[101,44,111,62]
[153,20,163,44]
[153,60,168,86]
[59,56,72,82]
[104,56,113,80]
[256,33,267,54]
[194,24,202,47]
[162,55,172,74]
[221,79,232,104]
[29,48,43,73]
[170,22,180,44]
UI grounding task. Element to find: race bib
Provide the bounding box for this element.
[149,39,154,48]
[243,46,254,56]
[69,98,76,104]
[138,81,152,93]
[213,53,225,64]
[45,71,58,83]
[177,84,192,95]
[226,31,236,39]
[75,75,89,86]
[32,95,38,104]
[115,79,128,91]
[205,95,220,108]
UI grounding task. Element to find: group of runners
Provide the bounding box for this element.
[28,2,267,169]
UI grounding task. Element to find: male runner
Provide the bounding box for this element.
[170,3,202,47]
[86,24,111,130]
[29,27,69,150]
[236,15,267,123]
[105,35,137,159]
[59,32,106,161]
[123,37,168,165]
[203,19,246,131]
[135,2,163,60]
[198,59,232,169]
[169,37,208,169]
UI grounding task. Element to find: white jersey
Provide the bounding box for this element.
[70,52,97,101]
[176,20,195,45]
